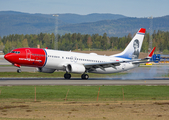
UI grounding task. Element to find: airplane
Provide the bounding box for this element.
[4,28,155,79]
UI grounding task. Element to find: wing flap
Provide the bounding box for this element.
[84,58,153,71]
[84,61,122,68]
[84,60,132,71]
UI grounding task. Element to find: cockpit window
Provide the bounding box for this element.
[11,51,20,54]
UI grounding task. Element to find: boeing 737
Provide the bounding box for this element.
[4,28,155,79]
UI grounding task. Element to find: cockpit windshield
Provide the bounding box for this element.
[11,51,20,54]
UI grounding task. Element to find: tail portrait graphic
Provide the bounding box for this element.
[112,28,146,60]
[132,39,139,59]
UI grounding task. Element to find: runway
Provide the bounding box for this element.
[1,59,169,86]
[0,66,36,72]
[0,78,169,86]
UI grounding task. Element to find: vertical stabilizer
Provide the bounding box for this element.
[112,28,146,59]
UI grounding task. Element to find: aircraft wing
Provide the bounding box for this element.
[84,59,141,71]
[84,47,156,71]
[132,60,153,64]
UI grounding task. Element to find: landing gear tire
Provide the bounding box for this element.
[17,69,21,73]
[64,73,71,79]
[81,74,89,80]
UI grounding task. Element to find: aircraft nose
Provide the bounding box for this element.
[4,54,8,60]
[4,53,12,61]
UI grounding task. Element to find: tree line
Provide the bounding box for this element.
[0,30,169,54]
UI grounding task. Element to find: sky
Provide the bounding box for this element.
[0,0,169,17]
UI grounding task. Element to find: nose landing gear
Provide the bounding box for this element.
[13,63,21,73]
[17,68,21,73]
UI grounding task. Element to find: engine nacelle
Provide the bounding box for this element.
[37,67,56,73]
[66,63,85,74]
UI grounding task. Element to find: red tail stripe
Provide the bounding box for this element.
[138,28,146,33]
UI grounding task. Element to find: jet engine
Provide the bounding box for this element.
[37,67,56,73]
[66,63,85,74]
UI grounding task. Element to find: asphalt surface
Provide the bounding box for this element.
[1,59,169,86]
[0,66,36,72]
[0,78,169,86]
[0,59,37,72]
[0,59,10,65]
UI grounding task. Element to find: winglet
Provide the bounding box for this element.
[148,47,156,58]
[141,47,156,60]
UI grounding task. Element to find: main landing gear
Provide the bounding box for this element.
[64,73,89,80]
[81,74,89,80]
[64,73,71,79]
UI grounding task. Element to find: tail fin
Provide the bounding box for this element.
[112,28,146,59]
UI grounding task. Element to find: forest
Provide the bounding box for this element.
[0,30,169,54]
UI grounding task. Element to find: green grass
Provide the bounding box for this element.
[0,72,126,78]
[0,86,169,101]
[0,65,13,67]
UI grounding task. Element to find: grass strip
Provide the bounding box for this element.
[0,85,169,101]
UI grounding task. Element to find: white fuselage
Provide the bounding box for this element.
[44,49,139,74]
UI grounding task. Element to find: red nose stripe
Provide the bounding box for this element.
[4,48,47,67]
